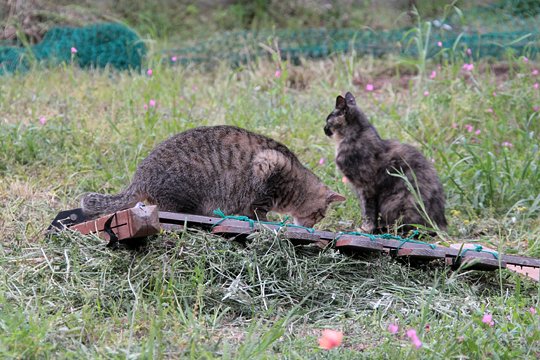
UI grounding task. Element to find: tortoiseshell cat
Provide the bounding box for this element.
[82,125,345,227]
[324,92,447,233]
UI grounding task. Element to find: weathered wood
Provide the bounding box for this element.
[70,205,160,242]
[335,235,385,252]
[52,207,540,272]
[394,248,447,260]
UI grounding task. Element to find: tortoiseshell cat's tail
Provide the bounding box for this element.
[80,183,144,218]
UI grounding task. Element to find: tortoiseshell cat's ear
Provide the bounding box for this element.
[335,95,346,110]
[345,92,356,106]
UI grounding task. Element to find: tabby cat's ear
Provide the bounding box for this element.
[335,95,346,110]
[327,190,346,203]
[345,92,356,106]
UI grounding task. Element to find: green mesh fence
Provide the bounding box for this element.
[0,23,146,75]
[167,0,539,66]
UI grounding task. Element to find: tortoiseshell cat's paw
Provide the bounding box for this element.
[357,222,375,234]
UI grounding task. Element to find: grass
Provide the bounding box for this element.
[0,42,539,358]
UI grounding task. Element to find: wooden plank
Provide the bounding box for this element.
[70,205,160,242]
[211,225,254,238]
[502,254,540,268]
[335,235,385,252]
[394,248,447,260]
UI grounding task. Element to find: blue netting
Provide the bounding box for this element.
[0,23,146,75]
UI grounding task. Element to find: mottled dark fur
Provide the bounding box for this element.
[324,92,447,233]
[82,125,345,227]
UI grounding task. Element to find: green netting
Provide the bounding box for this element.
[0,23,146,75]
[167,0,539,66]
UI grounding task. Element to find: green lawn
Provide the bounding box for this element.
[0,48,539,358]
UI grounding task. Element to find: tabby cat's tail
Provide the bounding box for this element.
[81,183,143,218]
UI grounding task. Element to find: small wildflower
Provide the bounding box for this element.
[71,47,77,54]
[318,329,343,350]
[533,69,538,76]
[487,108,493,113]
[465,124,474,133]
[501,141,513,148]
[437,41,443,47]
[451,122,458,129]
[406,329,417,339]
[388,324,399,334]
[450,209,461,217]
[462,63,474,72]
[423,90,429,97]
[534,105,539,112]
[39,116,46,125]
[457,336,465,343]
[530,307,537,315]
[424,324,431,333]
[318,157,325,165]
[274,69,281,78]
[466,48,472,56]
[411,337,423,349]
[366,83,374,92]
[517,206,527,212]
[474,129,481,135]
[429,70,437,79]
[482,313,494,327]
[492,91,497,96]
[464,219,470,225]
[342,176,349,184]
[149,99,156,107]
[171,56,177,62]
[524,56,529,63]
[143,104,148,111]
[534,83,539,90]
[147,68,153,76]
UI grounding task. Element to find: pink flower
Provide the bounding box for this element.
[475,129,481,135]
[462,63,474,72]
[171,56,177,62]
[366,83,374,92]
[501,141,513,148]
[318,329,343,350]
[423,91,429,97]
[534,105,539,112]
[318,158,325,165]
[342,176,349,184]
[71,47,77,54]
[465,124,474,133]
[406,329,417,339]
[482,313,494,326]
[149,99,156,107]
[451,122,458,129]
[466,48,472,56]
[39,116,46,125]
[437,41,443,47]
[534,83,539,90]
[429,70,437,79]
[529,307,537,315]
[388,323,399,334]
[487,108,493,113]
[493,91,497,97]
[524,56,529,63]
[274,69,281,78]
[147,68,153,76]
[533,69,538,76]
[411,337,423,349]
[143,104,148,111]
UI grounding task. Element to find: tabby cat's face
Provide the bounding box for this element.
[292,187,346,228]
[324,95,348,139]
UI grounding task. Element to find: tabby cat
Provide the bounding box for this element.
[82,125,345,227]
[324,92,447,233]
